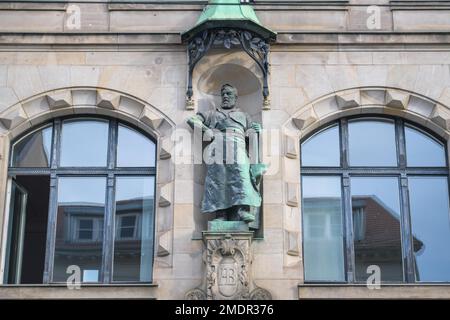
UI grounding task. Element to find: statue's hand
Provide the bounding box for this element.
[250,122,262,133]
[204,129,215,141]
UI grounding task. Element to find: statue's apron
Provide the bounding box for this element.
[200,109,261,213]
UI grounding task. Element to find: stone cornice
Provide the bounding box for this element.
[3,31,450,47]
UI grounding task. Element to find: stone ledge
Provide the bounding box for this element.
[3,32,450,47]
[0,284,159,299]
[298,284,450,299]
[0,33,182,45]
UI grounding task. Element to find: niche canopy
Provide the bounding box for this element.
[182,0,276,109]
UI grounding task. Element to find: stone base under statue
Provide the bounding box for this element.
[207,220,249,232]
[185,230,271,300]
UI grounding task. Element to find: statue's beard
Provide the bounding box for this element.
[221,101,235,109]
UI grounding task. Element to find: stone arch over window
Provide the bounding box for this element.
[0,88,176,285]
[279,87,450,280]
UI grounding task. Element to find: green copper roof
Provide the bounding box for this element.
[182,0,276,42]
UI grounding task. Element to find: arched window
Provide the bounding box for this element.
[301,117,450,283]
[3,117,156,284]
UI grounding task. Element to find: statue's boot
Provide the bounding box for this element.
[214,210,227,221]
[237,207,255,223]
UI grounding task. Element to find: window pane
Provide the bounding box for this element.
[351,177,404,282]
[113,176,155,282]
[53,177,106,283]
[12,125,52,167]
[348,120,397,166]
[405,126,446,167]
[302,176,345,281]
[409,177,450,282]
[60,120,109,167]
[117,125,155,167]
[301,125,340,167]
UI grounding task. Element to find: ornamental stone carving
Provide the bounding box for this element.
[185,232,272,300]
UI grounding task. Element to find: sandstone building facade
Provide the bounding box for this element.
[0,0,450,299]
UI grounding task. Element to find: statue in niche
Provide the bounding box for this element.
[187,84,266,229]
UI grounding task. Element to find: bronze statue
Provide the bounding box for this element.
[187,84,265,228]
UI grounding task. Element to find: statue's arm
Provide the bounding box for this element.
[187,113,209,132]
[245,113,261,133]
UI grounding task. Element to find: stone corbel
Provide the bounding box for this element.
[386,90,409,109]
[46,91,72,109]
[284,134,298,159]
[0,106,27,130]
[140,108,165,130]
[430,105,450,130]
[335,90,360,109]
[286,182,299,207]
[96,90,121,110]
[292,107,317,130]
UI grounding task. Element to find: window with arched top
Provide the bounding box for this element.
[301,117,450,283]
[3,117,156,284]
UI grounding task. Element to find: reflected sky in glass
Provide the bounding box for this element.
[57,177,106,205]
[405,126,446,167]
[349,120,397,166]
[60,120,109,167]
[351,177,400,216]
[301,125,340,167]
[117,125,156,167]
[409,177,450,282]
[351,177,403,282]
[302,176,345,282]
[12,125,52,167]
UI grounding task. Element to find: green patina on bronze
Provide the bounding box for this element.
[187,84,266,230]
[208,220,249,232]
[182,0,276,42]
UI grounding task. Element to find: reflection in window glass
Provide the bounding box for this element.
[117,125,155,167]
[60,120,108,167]
[302,176,345,282]
[351,177,403,282]
[409,177,450,282]
[12,126,52,167]
[405,126,446,167]
[301,125,340,167]
[349,120,397,166]
[113,177,155,282]
[53,177,106,283]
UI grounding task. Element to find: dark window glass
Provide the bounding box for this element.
[405,126,446,167]
[409,177,450,282]
[117,125,155,167]
[302,176,345,282]
[119,215,137,239]
[113,176,155,282]
[351,177,404,282]
[301,125,340,167]
[11,125,52,167]
[78,219,94,240]
[53,177,106,283]
[60,120,109,167]
[348,120,397,166]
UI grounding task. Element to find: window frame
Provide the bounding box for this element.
[300,115,450,284]
[6,115,157,284]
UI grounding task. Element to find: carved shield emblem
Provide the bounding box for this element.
[217,256,238,297]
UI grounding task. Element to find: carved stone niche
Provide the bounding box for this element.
[185,232,272,300]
